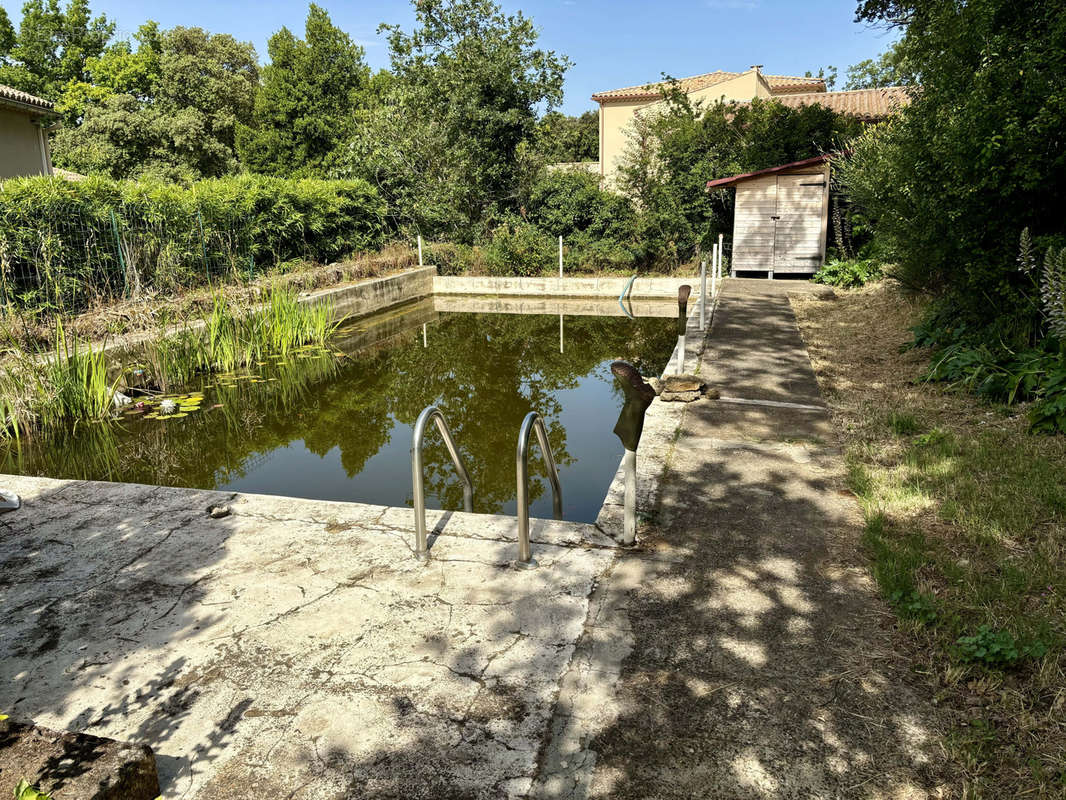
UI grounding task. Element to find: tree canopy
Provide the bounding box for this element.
[236,4,370,176]
[841,0,1066,324]
[50,25,258,179]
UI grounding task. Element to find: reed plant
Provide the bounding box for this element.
[0,320,119,439]
[143,285,338,390]
[0,285,339,438]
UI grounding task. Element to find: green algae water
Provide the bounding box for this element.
[1,298,678,522]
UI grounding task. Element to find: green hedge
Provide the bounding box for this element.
[0,174,385,315]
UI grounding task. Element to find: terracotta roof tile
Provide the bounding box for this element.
[0,83,55,113]
[770,86,910,121]
[591,70,825,102]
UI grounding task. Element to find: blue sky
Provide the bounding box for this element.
[7,0,898,115]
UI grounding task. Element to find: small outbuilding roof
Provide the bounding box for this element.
[0,83,55,114]
[591,70,825,103]
[705,154,833,190]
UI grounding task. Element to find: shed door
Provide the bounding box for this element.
[772,173,827,273]
[731,176,778,271]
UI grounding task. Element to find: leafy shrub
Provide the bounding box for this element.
[812,258,883,289]
[424,241,484,276]
[483,219,555,277]
[0,175,386,315]
[525,171,640,272]
[955,625,1048,669]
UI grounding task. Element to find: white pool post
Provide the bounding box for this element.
[558,236,563,278]
[559,314,564,354]
[699,259,707,331]
[422,322,427,348]
[711,244,718,299]
[417,234,423,267]
[622,448,637,545]
[718,232,725,281]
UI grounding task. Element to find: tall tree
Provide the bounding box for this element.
[51,25,258,179]
[841,0,1066,321]
[54,20,161,123]
[535,110,598,163]
[843,39,915,89]
[0,0,114,98]
[238,4,370,176]
[344,0,570,238]
[0,7,15,58]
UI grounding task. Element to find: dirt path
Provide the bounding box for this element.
[536,280,953,799]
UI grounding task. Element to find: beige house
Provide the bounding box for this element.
[591,66,826,184]
[591,65,910,185]
[0,84,56,179]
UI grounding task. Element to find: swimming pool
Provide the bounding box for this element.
[2,297,678,523]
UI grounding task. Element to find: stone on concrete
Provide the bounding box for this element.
[0,718,160,800]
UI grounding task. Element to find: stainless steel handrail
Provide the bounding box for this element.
[515,411,563,568]
[411,405,473,561]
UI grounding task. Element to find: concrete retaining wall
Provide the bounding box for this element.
[433,275,702,300]
[304,266,435,319]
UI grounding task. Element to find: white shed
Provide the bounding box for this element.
[706,154,831,278]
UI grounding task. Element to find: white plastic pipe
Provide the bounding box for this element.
[622,448,637,546]
[417,234,423,267]
[711,245,718,298]
[558,236,563,278]
[699,260,707,331]
[718,233,725,280]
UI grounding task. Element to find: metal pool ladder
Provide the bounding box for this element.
[411,405,473,561]
[515,411,563,569]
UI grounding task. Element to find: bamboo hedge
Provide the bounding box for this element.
[0,174,386,316]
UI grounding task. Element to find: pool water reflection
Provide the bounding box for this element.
[2,299,678,523]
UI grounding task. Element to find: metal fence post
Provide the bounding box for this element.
[699,259,707,331]
[197,210,209,282]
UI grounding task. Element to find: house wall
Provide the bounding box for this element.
[687,71,772,106]
[598,98,649,187]
[0,107,51,179]
[597,69,776,187]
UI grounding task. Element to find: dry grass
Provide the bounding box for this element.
[793,282,1066,798]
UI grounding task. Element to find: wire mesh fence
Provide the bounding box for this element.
[0,201,260,318]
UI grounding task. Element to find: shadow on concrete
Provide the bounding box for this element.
[0,480,259,793]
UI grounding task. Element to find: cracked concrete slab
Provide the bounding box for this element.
[0,476,613,798]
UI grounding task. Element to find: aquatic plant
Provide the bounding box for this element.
[0,321,118,439]
[142,286,337,391]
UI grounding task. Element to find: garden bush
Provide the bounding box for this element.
[0,174,386,315]
[812,258,883,289]
[483,218,556,277]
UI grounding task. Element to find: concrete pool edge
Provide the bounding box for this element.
[594,288,718,540]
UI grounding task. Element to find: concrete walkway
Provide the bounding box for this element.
[535,280,950,799]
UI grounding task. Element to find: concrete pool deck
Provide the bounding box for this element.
[0,278,949,797]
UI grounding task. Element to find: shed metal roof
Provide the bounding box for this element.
[705,154,833,189]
